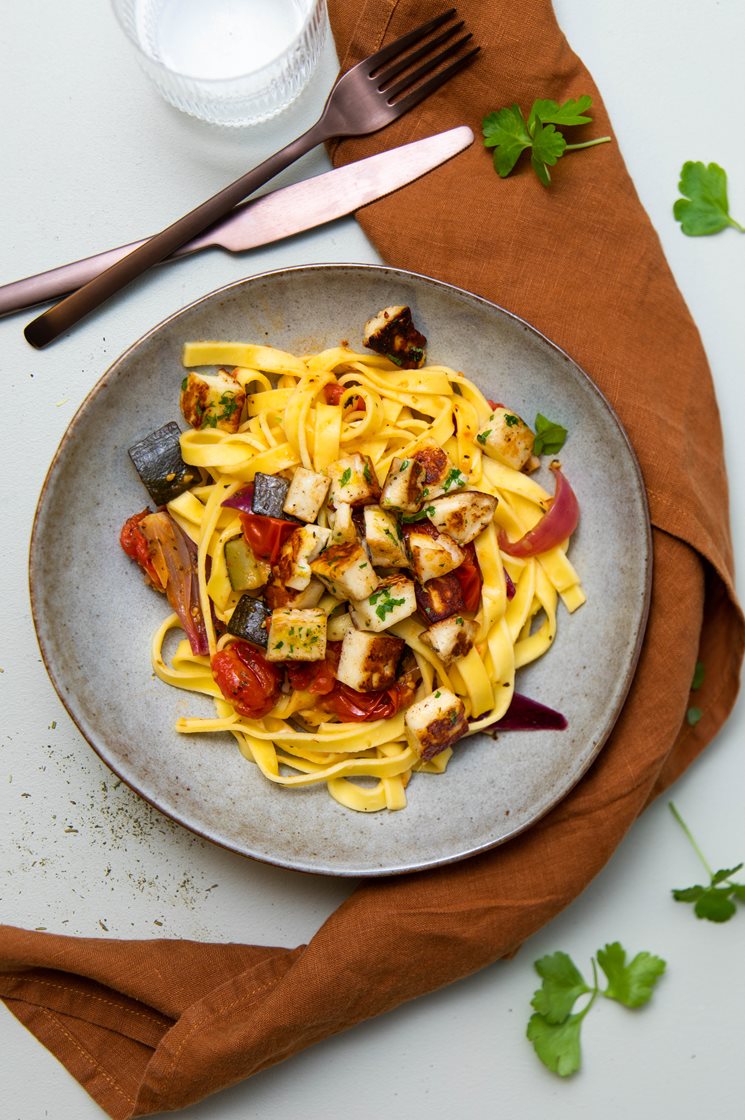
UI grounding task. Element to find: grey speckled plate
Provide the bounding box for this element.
[30,264,651,877]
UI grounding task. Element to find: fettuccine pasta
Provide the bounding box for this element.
[121,307,584,813]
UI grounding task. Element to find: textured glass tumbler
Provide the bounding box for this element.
[111,0,328,127]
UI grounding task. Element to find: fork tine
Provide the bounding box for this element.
[374,21,465,87]
[362,8,457,73]
[389,46,480,116]
[383,33,474,102]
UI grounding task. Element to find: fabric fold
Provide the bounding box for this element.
[3,0,742,1116]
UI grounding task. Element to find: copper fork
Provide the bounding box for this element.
[25,8,479,348]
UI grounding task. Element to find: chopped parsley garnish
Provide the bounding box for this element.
[504,413,520,427]
[399,459,410,471]
[477,430,491,445]
[340,467,352,487]
[363,462,373,483]
[181,376,189,391]
[442,468,465,492]
[218,393,239,420]
[369,587,405,620]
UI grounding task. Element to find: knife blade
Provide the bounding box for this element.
[0,127,473,318]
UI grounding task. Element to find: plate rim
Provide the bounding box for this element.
[28,262,653,877]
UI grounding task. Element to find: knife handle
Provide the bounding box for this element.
[0,242,147,317]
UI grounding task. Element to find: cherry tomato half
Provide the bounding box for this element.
[211,641,283,719]
[120,509,165,590]
[453,542,483,614]
[285,642,342,696]
[320,674,418,723]
[239,511,297,564]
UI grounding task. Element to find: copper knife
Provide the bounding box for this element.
[0,127,472,318]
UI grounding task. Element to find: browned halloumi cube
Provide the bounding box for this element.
[414,572,465,623]
[363,506,409,568]
[327,454,381,507]
[420,615,479,665]
[349,574,417,633]
[282,466,330,523]
[265,608,327,662]
[476,407,535,471]
[411,443,467,499]
[180,368,245,433]
[335,629,404,692]
[404,688,468,760]
[380,455,427,514]
[406,527,465,583]
[310,540,379,601]
[326,610,355,641]
[363,305,427,369]
[273,525,331,591]
[426,491,497,545]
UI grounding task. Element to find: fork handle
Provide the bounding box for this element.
[24,119,330,349]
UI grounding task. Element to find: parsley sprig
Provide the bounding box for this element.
[483,96,611,187]
[669,802,745,922]
[673,161,745,236]
[527,943,666,1076]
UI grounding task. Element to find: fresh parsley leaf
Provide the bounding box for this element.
[530,951,590,1023]
[527,945,664,1077]
[477,430,491,445]
[339,467,352,487]
[483,95,610,186]
[669,801,745,922]
[534,413,568,455]
[526,1010,585,1077]
[673,161,745,236]
[596,942,666,1008]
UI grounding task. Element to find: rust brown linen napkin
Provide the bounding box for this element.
[2,1,742,1116]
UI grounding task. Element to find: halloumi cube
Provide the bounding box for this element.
[404,688,468,760]
[411,443,468,500]
[282,466,331,523]
[180,368,245,433]
[363,506,409,567]
[426,491,497,544]
[406,528,465,583]
[328,502,358,545]
[265,608,327,662]
[363,305,427,369]
[310,540,380,601]
[476,407,535,471]
[326,610,355,641]
[327,454,381,507]
[265,574,324,610]
[274,525,331,591]
[420,615,479,665]
[335,629,404,692]
[349,574,417,633]
[380,455,427,513]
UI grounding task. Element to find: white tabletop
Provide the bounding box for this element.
[2,2,743,1117]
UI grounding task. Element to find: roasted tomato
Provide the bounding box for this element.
[211,641,283,719]
[453,542,483,613]
[320,672,418,723]
[285,642,342,696]
[120,509,165,590]
[323,382,345,405]
[239,511,297,564]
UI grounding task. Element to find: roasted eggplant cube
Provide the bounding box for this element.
[414,572,465,623]
[128,422,199,506]
[363,305,427,369]
[252,472,291,518]
[226,595,271,646]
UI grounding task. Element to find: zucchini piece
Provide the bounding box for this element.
[226,595,271,646]
[252,472,291,518]
[128,421,199,506]
[224,537,270,592]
